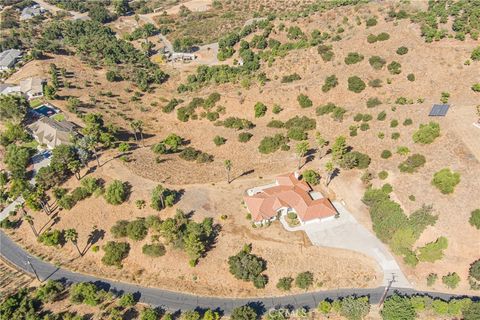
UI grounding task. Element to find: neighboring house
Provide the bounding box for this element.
[0,49,22,71]
[244,172,337,225]
[20,4,45,20]
[20,77,45,99]
[0,83,21,95]
[27,117,77,149]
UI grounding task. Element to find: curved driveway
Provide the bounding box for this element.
[0,231,475,313]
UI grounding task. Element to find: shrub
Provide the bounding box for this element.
[345,52,364,65]
[369,56,386,70]
[142,243,166,257]
[432,168,460,194]
[218,117,254,130]
[381,150,392,159]
[238,132,253,142]
[407,73,415,81]
[231,306,257,320]
[340,296,370,320]
[472,83,480,92]
[377,111,387,121]
[267,120,284,128]
[469,259,480,281]
[396,146,410,155]
[104,180,128,205]
[258,134,289,154]
[58,195,75,210]
[471,46,480,60]
[281,73,301,83]
[118,293,136,307]
[284,116,316,130]
[322,74,339,92]
[398,154,426,173]
[367,34,377,43]
[35,280,64,303]
[391,132,400,140]
[469,209,480,229]
[276,277,293,291]
[348,76,366,93]
[427,273,438,286]
[126,219,147,241]
[70,282,106,306]
[162,98,182,113]
[403,118,413,126]
[442,272,461,289]
[295,271,314,289]
[317,45,334,61]
[297,94,313,108]
[387,61,402,74]
[111,220,129,238]
[369,79,382,87]
[213,136,226,146]
[378,171,388,180]
[360,123,370,131]
[396,46,409,55]
[318,300,332,314]
[272,105,283,114]
[417,237,448,262]
[367,97,382,108]
[377,32,390,41]
[413,122,440,144]
[390,119,399,128]
[287,127,307,141]
[381,294,416,320]
[303,170,320,185]
[102,241,130,268]
[254,102,267,118]
[366,17,377,27]
[38,229,63,247]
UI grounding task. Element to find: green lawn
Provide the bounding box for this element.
[52,114,65,122]
[29,99,43,108]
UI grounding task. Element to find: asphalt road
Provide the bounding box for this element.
[0,231,474,314]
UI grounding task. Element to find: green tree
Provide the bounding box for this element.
[114,0,131,15]
[331,136,347,163]
[231,306,258,320]
[417,237,448,262]
[381,294,416,320]
[348,76,366,93]
[118,293,136,307]
[295,141,309,169]
[442,272,461,289]
[0,95,28,123]
[325,161,335,186]
[340,296,370,320]
[470,209,480,229]
[130,120,145,146]
[35,280,64,303]
[4,144,30,180]
[101,241,130,268]
[65,228,82,256]
[276,277,293,291]
[254,102,267,118]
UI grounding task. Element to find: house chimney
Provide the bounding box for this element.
[294,171,300,179]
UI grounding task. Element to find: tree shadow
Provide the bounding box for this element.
[231,169,255,183]
[82,228,106,255]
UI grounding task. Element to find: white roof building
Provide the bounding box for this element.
[27,117,77,149]
[20,4,45,20]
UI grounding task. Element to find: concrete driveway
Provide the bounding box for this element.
[305,201,411,289]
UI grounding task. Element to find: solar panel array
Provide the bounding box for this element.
[429,104,450,116]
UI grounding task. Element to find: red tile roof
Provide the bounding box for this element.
[244,173,337,222]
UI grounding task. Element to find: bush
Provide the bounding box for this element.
[377,111,387,120]
[238,132,253,142]
[142,243,166,257]
[369,79,382,87]
[322,75,339,92]
[432,168,460,194]
[390,119,399,128]
[413,122,440,144]
[396,46,409,55]
[317,45,334,61]
[378,171,388,180]
[35,280,64,303]
[276,277,294,291]
[38,229,63,247]
[228,245,266,286]
[469,209,480,229]
[471,46,480,60]
[369,56,386,69]
[303,170,320,185]
[102,241,130,268]
[126,219,147,241]
[398,154,426,173]
[218,117,254,130]
[162,98,182,113]
[367,34,378,43]
[104,180,128,205]
[254,102,267,118]
[403,118,413,126]
[295,271,314,289]
[442,272,461,289]
[287,127,307,141]
[381,294,416,320]
[345,52,364,65]
[297,94,313,108]
[231,306,257,320]
[272,105,283,114]
[258,134,289,154]
[348,76,366,93]
[340,296,370,320]
[377,32,390,41]
[70,282,106,306]
[213,136,226,146]
[418,237,448,262]
[387,61,402,74]
[281,73,301,83]
[366,17,377,27]
[267,120,284,128]
[284,116,316,130]
[407,73,415,81]
[381,150,392,159]
[111,220,129,238]
[118,293,136,307]
[367,97,382,108]
[427,273,438,286]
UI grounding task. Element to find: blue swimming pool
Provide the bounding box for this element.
[34,105,57,117]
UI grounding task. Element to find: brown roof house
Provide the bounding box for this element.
[27,117,77,149]
[243,172,337,226]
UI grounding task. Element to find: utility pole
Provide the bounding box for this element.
[25,258,41,282]
[379,273,396,307]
